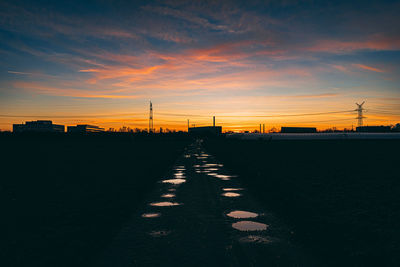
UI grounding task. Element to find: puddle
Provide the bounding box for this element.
[197,156,208,159]
[213,174,234,180]
[168,188,176,192]
[239,235,273,244]
[142,213,161,218]
[174,173,186,178]
[222,192,241,197]
[232,221,268,231]
[174,168,185,171]
[161,193,175,198]
[204,168,219,171]
[162,179,186,184]
[150,202,181,207]
[227,210,258,219]
[193,164,201,167]
[203,163,219,167]
[149,230,171,237]
[223,188,243,191]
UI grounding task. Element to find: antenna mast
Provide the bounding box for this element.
[355,101,365,127]
[149,101,153,133]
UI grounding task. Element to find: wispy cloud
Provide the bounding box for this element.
[305,36,400,54]
[353,64,385,73]
[8,71,34,75]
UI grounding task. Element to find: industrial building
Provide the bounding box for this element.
[13,120,65,133]
[356,126,391,132]
[188,116,222,135]
[67,124,105,133]
[281,127,317,133]
[189,126,222,135]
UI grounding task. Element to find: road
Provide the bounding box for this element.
[93,140,315,266]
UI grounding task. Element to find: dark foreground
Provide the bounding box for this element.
[93,140,315,266]
[1,133,189,267]
[3,134,399,266]
[205,138,400,266]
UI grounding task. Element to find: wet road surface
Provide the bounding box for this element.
[94,140,314,266]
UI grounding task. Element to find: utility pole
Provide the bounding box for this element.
[259,124,261,133]
[263,124,265,133]
[187,119,189,132]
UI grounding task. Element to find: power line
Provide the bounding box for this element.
[159,110,355,118]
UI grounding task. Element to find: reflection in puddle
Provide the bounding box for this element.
[149,230,171,237]
[150,201,181,207]
[193,164,201,167]
[142,213,161,218]
[162,179,186,184]
[223,188,243,191]
[168,188,176,192]
[161,193,175,198]
[197,156,207,159]
[222,192,241,197]
[232,221,268,231]
[204,168,219,171]
[208,174,233,180]
[227,210,258,219]
[239,235,273,244]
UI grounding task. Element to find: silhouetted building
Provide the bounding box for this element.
[189,126,222,135]
[13,120,65,133]
[356,126,391,133]
[281,127,317,133]
[67,124,105,133]
[188,116,222,135]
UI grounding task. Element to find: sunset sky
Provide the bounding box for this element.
[1,0,399,131]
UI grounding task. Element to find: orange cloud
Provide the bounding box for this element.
[307,36,400,53]
[353,64,384,73]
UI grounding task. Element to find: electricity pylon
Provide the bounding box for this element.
[355,101,365,127]
[149,101,153,133]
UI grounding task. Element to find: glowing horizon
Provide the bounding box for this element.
[1,1,399,131]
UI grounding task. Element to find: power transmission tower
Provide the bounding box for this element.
[149,101,153,133]
[355,101,365,127]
